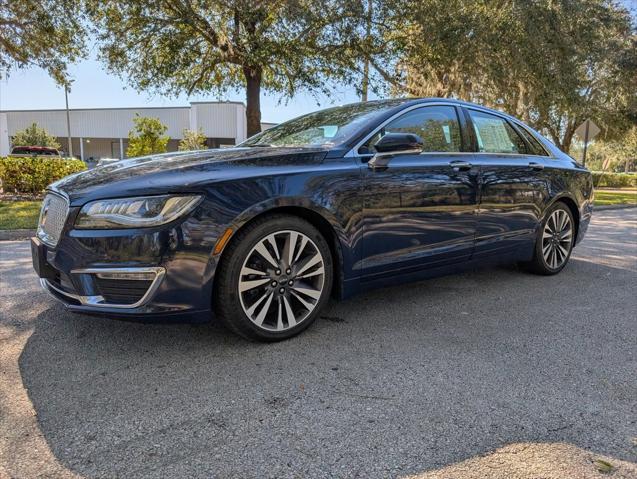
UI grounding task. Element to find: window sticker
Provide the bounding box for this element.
[320,125,338,138]
[442,125,451,144]
[473,117,514,152]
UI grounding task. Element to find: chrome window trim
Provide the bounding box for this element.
[471,152,552,158]
[37,190,70,247]
[42,266,166,309]
[344,102,460,158]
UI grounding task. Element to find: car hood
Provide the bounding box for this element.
[51,147,329,204]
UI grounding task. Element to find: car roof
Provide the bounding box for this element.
[354,97,521,121]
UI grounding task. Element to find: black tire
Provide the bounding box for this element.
[214,214,333,341]
[524,201,575,275]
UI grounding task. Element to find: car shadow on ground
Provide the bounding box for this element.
[17,257,637,478]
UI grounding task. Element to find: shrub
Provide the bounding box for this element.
[127,115,169,157]
[11,123,61,149]
[0,157,87,194]
[591,171,637,188]
[178,128,207,151]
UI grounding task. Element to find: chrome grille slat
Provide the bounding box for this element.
[37,193,69,247]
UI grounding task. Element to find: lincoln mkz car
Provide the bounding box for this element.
[32,99,593,340]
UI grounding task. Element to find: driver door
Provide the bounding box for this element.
[360,105,479,279]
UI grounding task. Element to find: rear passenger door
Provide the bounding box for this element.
[465,108,551,258]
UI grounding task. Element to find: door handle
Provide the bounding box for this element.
[449,160,472,171]
[529,161,544,170]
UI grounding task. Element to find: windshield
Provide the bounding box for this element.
[240,100,406,148]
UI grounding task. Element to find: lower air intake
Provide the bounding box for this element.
[94,278,154,305]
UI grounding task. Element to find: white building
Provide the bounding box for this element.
[0,101,276,160]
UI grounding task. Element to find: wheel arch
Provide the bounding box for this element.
[545,194,580,244]
[214,203,346,300]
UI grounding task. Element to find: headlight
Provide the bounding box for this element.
[75,195,202,229]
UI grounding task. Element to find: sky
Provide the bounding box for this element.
[1,0,633,123]
[0,50,376,124]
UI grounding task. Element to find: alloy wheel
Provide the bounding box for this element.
[542,209,573,270]
[238,230,325,331]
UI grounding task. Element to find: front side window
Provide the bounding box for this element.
[361,105,462,154]
[468,110,528,154]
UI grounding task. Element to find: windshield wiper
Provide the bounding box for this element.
[245,143,272,147]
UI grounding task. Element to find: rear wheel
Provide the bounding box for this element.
[214,214,333,341]
[525,202,575,275]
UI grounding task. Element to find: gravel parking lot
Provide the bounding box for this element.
[1,208,635,478]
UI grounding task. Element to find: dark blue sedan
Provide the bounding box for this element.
[31,99,593,340]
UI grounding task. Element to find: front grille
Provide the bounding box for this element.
[37,193,69,246]
[94,278,154,305]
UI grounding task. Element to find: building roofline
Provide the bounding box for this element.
[189,101,245,106]
[0,100,246,114]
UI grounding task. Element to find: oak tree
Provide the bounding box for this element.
[0,0,85,85]
[87,0,364,137]
[370,0,637,153]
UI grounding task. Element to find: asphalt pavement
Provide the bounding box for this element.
[1,208,635,478]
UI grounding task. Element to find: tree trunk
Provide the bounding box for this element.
[561,124,577,154]
[243,66,262,138]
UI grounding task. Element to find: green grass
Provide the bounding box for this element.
[0,201,41,230]
[594,190,637,206]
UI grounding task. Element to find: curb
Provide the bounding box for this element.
[594,204,637,211]
[0,229,35,241]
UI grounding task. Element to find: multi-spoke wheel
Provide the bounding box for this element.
[214,214,332,341]
[541,208,573,270]
[525,202,575,275]
[238,230,325,331]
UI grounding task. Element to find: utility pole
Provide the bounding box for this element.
[65,85,73,158]
[361,0,372,102]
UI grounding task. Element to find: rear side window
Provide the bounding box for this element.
[516,125,548,156]
[468,110,527,154]
[361,105,462,154]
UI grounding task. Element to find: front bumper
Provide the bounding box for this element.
[39,266,165,309]
[31,210,222,320]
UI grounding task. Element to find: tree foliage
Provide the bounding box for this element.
[11,123,61,149]
[178,129,208,151]
[126,116,170,157]
[367,0,637,153]
[579,126,637,172]
[86,0,364,137]
[0,0,86,85]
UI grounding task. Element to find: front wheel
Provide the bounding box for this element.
[525,202,575,275]
[214,214,333,341]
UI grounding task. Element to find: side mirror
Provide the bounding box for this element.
[368,133,423,169]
